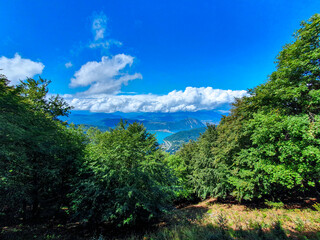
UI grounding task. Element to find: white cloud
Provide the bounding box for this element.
[90,13,122,49]
[89,39,122,49]
[0,53,44,85]
[218,109,231,114]
[70,54,142,95]
[65,62,73,68]
[65,87,248,113]
[92,13,107,41]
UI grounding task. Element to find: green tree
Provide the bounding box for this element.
[0,76,86,224]
[190,124,225,199]
[18,77,72,120]
[170,124,222,199]
[175,14,320,202]
[230,112,320,200]
[72,121,176,227]
[219,14,320,201]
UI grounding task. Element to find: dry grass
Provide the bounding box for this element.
[2,198,320,239]
[202,201,320,237]
[142,198,320,240]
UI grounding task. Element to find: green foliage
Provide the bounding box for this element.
[71,121,176,227]
[313,203,320,211]
[173,14,320,202]
[226,14,320,201]
[0,76,86,223]
[166,124,226,199]
[229,113,320,200]
[265,200,284,209]
[189,124,225,199]
[18,77,72,120]
[163,154,190,198]
[1,13,320,237]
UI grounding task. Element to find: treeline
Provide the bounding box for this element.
[0,76,176,228]
[0,14,319,231]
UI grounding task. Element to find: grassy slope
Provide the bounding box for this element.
[141,199,320,240]
[2,199,320,240]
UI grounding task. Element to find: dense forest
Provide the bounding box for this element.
[1,14,320,239]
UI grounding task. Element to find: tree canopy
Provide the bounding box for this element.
[175,14,320,201]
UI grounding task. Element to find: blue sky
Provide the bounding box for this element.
[1,0,320,113]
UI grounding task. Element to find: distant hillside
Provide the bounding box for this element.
[132,111,222,123]
[162,127,206,153]
[164,127,206,142]
[63,110,223,125]
[70,116,205,133]
[63,111,221,144]
[143,118,204,131]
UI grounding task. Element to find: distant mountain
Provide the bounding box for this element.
[128,111,222,124]
[89,117,205,132]
[61,112,123,125]
[143,118,204,131]
[162,127,206,153]
[62,110,222,145]
[164,127,206,142]
[63,110,223,125]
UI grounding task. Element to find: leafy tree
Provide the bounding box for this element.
[72,121,176,227]
[0,76,86,224]
[173,140,199,198]
[170,125,222,199]
[18,77,72,120]
[220,14,320,201]
[229,14,320,200]
[175,14,320,202]
[164,153,193,200]
[190,124,225,199]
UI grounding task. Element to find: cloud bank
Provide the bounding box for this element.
[65,87,247,113]
[70,54,142,95]
[0,53,44,84]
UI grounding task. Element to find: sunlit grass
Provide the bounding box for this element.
[139,199,320,240]
[2,199,320,239]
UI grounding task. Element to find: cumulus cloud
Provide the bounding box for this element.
[0,53,44,84]
[65,62,73,68]
[64,87,248,113]
[70,54,142,95]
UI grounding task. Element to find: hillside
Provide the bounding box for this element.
[162,127,206,153]
[63,110,222,125]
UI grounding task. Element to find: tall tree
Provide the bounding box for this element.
[222,14,320,200]
[0,76,85,224]
[72,121,175,227]
[175,14,320,202]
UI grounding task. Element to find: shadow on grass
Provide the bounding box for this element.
[2,201,319,240]
[2,220,320,240]
[144,221,320,240]
[204,196,319,211]
[0,206,210,240]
